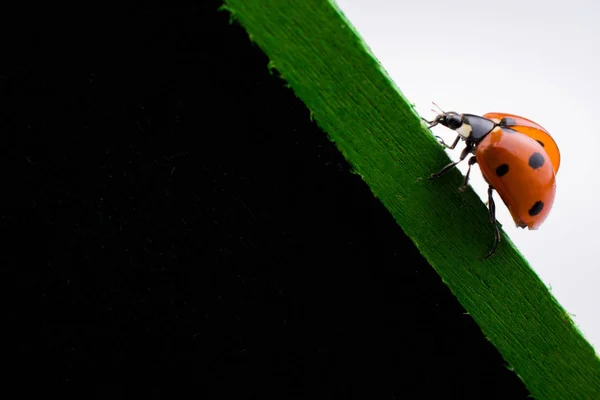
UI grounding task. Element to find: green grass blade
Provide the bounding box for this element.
[222,0,600,398]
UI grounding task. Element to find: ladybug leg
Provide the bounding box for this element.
[429,143,472,180]
[485,185,501,259]
[421,117,438,128]
[436,135,461,150]
[458,156,478,192]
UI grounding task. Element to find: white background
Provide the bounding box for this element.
[336,0,600,352]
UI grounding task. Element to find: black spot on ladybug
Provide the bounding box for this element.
[496,164,509,177]
[536,140,545,147]
[500,117,517,126]
[528,201,544,216]
[528,152,545,169]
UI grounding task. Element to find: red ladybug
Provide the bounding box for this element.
[424,108,560,258]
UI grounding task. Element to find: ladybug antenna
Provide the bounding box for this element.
[431,102,445,114]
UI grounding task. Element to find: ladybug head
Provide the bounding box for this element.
[427,104,496,143]
[434,111,464,131]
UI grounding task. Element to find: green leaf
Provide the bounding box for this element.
[222,0,600,398]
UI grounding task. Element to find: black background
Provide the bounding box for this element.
[0,1,530,398]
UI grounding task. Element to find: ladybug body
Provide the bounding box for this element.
[425,110,559,258]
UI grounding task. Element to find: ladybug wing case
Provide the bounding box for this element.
[483,112,560,174]
[475,127,556,230]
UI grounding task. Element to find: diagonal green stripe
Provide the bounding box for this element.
[221,1,600,398]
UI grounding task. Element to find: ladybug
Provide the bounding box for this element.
[424,107,560,258]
